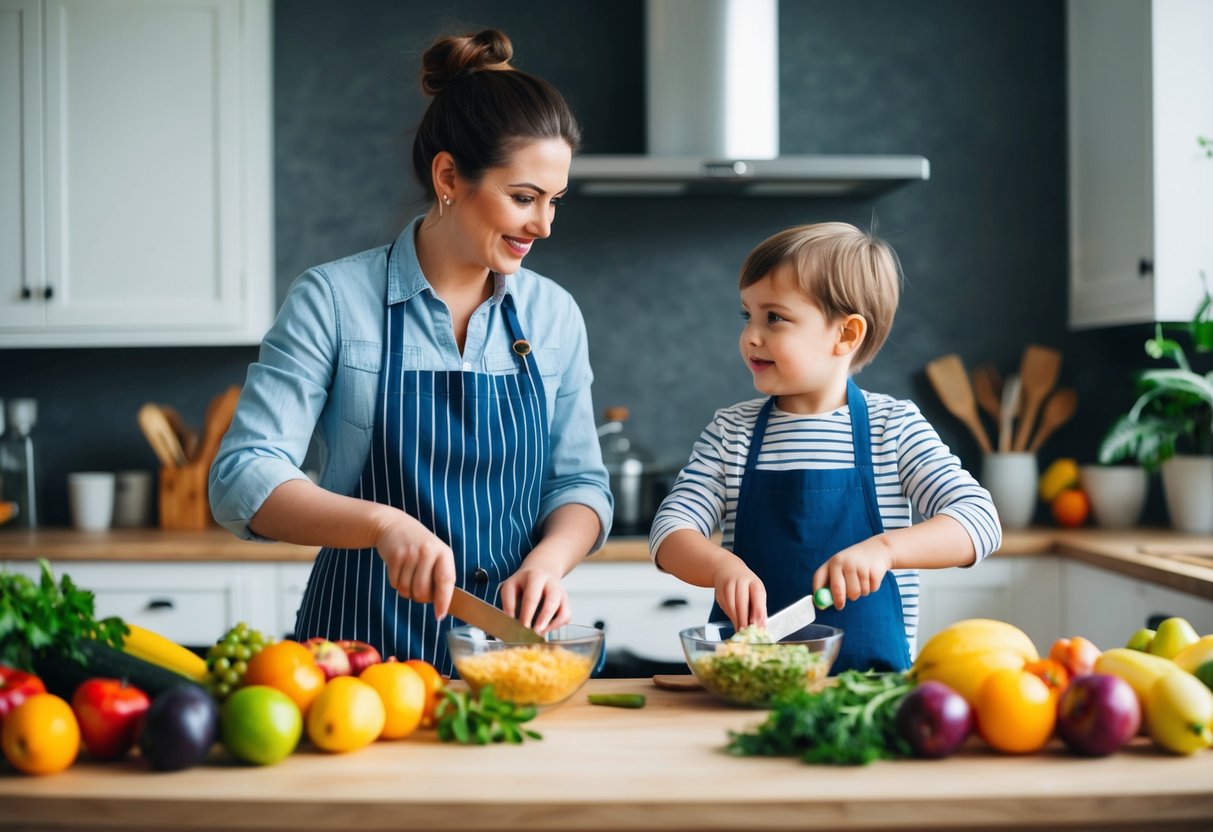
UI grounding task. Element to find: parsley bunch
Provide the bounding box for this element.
[0,558,127,672]
[726,670,912,766]
[435,685,543,745]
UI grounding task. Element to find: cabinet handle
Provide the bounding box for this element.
[145,598,175,611]
[592,620,606,630]
[43,284,54,300]
[1138,258,1153,277]
[659,598,689,608]
[20,286,32,300]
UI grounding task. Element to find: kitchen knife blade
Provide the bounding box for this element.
[764,594,818,642]
[448,587,545,644]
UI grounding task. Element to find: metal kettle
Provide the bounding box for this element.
[598,407,671,535]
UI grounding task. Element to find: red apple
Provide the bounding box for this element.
[895,680,973,759]
[1056,672,1140,757]
[71,678,151,760]
[303,638,352,681]
[0,665,46,720]
[334,640,382,675]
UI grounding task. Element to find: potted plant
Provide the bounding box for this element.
[1098,277,1213,532]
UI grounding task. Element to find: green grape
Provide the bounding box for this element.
[213,682,231,699]
[232,660,247,675]
[234,645,251,662]
[206,622,277,700]
[212,656,231,673]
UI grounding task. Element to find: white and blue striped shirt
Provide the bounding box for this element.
[649,391,1002,653]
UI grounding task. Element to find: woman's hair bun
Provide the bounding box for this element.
[421,29,514,96]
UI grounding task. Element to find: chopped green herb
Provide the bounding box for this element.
[435,684,543,745]
[692,625,826,705]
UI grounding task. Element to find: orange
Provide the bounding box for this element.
[2,694,80,775]
[1051,488,1090,528]
[360,662,426,740]
[243,640,326,714]
[1023,658,1070,702]
[975,668,1056,754]
[306,677,385,753]
[405,659,446,728]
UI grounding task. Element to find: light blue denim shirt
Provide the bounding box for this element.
[210,217,613,550]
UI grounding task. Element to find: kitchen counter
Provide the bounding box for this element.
[3,526,1212,600]
[2,678,1210,832]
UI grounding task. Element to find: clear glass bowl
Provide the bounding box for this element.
[447,624,604,707]
[680,622,843,707]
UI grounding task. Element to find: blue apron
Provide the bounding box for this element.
[294,279,548,677]
[709,380,911,674]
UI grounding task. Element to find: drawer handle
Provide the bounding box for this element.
[659,598,689,608]
[145,598,175,611]
[592,620,606,630]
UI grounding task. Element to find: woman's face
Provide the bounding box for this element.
[452,137,572,276]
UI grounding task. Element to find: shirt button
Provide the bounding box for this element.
[462,361,471,371]
[473,567,489,584]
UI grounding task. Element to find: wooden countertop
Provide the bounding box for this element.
[2,678,1210,832]
[3,526,1212,600]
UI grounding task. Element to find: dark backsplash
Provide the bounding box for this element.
[1,0,1170,528]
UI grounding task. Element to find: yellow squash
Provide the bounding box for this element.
[121,623,208,683]
[1146,670,1213,755]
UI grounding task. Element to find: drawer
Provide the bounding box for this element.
[91,588,233,646]
[276,562,315,639]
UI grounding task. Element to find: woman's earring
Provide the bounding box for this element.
[439,194,452,217]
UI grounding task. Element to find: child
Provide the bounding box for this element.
[649,223,1001,673]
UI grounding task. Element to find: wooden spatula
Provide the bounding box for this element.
[1028,388,1078,453]
[1012,345,1062,452]
[971,363,1003,424]
[137,403,188,467]
[925,354,993,454]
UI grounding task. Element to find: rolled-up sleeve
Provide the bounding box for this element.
[536,296,613,551]
[209,269,339,540]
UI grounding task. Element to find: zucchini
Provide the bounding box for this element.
[32,638,207,700]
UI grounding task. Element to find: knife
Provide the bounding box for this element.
[448,587,545,644]
[765,588,834,642]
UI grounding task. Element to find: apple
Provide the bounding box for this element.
[0,666,46,720]
[335,640,382,676]
[138,684,218,771]
[220,685,302,765]
[71,678,150,760]
[1056,672,1140,757]
[303,638,352,681]
[895,680,973,759]
[1048,636,1102,677]
[1125,628,1155,652]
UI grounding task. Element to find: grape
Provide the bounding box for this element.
[205,623,273,700]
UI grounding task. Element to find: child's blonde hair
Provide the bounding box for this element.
[739,222,902,371]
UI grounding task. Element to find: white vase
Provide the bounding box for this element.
[1160,455,1213,534]
[982,453,1038,530]
[1080,465,1148,529]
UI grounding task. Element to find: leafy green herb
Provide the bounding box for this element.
[435,685,543,745]
[726,670,911,766]
[0,558,127,672]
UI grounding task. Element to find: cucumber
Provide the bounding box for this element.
[32,638,206,700]
[587,693,646,709]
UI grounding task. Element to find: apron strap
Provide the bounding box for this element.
[846,379,885,534]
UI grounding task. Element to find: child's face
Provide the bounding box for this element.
[739,265,849,413]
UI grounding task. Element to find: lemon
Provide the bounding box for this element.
[1039,458,1080,502]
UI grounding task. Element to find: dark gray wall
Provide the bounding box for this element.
[1,0,1174,527]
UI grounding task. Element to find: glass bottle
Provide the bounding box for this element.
[597,406,657,534]
[0,398,39,528]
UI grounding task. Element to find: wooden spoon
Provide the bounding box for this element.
[971,363,1003,424]
[999,374,1021,453]
[1012,345,1062,452]
[137,403,188,467]
[1028,388,1078,453]
[195,385,242,468]
[925,354,993,454]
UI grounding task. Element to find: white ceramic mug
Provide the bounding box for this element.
[113,469,153,528]
[68,471,116,532]
[982,453,1039,530]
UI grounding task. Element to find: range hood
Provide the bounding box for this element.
[569,0,930,197]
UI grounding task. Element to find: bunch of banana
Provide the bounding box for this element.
[1094,647,1213,755]
[910,618,1039,705]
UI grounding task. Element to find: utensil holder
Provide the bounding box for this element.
[982,452,1038,530]
[158,461,213,531]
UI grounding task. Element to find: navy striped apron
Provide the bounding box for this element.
[294,285,548,676]
[709,379,911,673]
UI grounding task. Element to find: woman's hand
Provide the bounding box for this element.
[499,564,570,635]
[812,536,894,611]
[712,555,766,630]
[375,511,457,619]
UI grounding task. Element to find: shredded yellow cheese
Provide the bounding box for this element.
[456,644,593,705]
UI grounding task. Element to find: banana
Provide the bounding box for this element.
[1172,635,1213,675]
[121,622,209,683]
[1094,647,1179,707]
[1147,670,1213,754]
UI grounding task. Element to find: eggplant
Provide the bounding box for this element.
[138,684,219,771]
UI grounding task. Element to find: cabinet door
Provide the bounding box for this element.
[0,0,43,329]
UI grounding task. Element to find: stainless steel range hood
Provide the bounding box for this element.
[569,0,930,197]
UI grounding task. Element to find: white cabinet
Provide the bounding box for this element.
[0,0,273,347]
[917,556,1061,655]
[1067,0,1213,329]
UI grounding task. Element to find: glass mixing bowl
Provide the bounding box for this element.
[447,624,604,707]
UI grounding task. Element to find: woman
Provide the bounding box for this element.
[209,29,612,674]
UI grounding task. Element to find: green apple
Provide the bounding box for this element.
[1125,627,1155,652]
[220,685,302,765]
[1148,617,1200,660]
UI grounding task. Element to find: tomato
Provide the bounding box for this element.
[0,666,47,721]
[71,678,151,760]
[1048,636,1102,678]
[974,669,1056,754]
[243,640,325,714]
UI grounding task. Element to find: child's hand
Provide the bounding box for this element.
[712,556,767,630]
[812,538,894,610]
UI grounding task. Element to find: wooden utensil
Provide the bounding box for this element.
[160,405,200,462]
[158,385,242,531]
[971,364,1003,424]
[1012,345,1062,452]
[652,674,703,692]
[137,403,188,467]
[999,374,1022,453]
[1028,388,1078,453]
[925,354,993,453]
